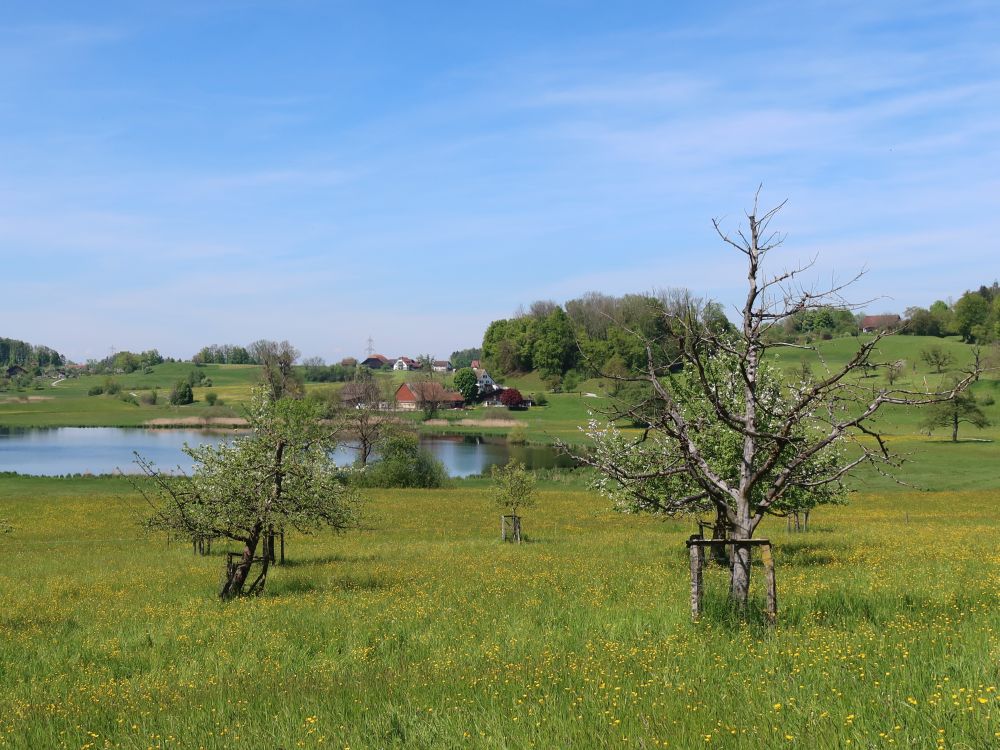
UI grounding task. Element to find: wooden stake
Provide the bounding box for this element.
[689,542,704,620]
[761,543,777,625]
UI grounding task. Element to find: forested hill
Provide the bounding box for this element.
[0,336,64,369]
[478,280,1000,385]
[480,292,732,385]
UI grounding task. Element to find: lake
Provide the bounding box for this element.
[0,427,572,478]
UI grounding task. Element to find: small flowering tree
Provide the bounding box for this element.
[135,387,361,599]
[576,195,978,610]
[490,460,537,542]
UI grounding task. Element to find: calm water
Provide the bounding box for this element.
[0,427,571,478]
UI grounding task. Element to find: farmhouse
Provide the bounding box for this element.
[432,360,453,373]
[393,357,420,371]
[394,381,464,411]
[473,367,499,395]
[861,314,902,333]
[361,354,390,369]
[5,365,27,378]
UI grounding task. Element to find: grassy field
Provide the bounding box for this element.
[0,473,997,749]
[0,364,261,428]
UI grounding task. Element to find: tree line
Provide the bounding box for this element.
[902,281,1000,343]
[0,336,64,370]
[481,292,732,384]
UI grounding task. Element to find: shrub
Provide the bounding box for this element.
[140,388,158,406]
[507,425,527,445]
[170,381,194,405]
[531,391,548,406]
[355,434,447,488]
[205,391,219,406]
[88,385,105,396]
[103,378,121,395]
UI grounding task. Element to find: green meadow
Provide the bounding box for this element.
[0,473,998,749]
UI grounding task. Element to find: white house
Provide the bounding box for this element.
[393,357,419,371]
[473,367,498,394]
[431,360,453,373]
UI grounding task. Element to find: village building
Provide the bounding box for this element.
[394,381,464,411]
[432,360,453,373]
[473,367,499,395]
[861,314,902,333]
[360,354,390,369]
[393,357,420,371]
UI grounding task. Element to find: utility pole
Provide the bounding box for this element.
[365,336,375,357]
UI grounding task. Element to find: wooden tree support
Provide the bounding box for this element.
[686,536,777,624]
[501,514,522,543]
[263,529,286,565]
[193,536,214,555]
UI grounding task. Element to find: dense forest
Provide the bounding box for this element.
[481,291,732,382]
[0,337,64,370]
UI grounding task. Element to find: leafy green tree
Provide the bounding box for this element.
[170,381,194,405]
[453,368,478,402]
[921,345,955,373]
[953,292,989,342]
[136,388,361,599]
[904,307,942,337]
[929,300,956,335]
[532,307,576,377]
[205,391,219,406]
[920,388,990,442]
[489,460,537,517]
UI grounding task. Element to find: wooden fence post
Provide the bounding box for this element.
[689,542,704,621]
[761,543,777,624]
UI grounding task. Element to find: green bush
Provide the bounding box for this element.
[205,391,219,406]
[507,425,527,445]
[169,381,194,406]
[354,434,447,488]
[87,385,104,396]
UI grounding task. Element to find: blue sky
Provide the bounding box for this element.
[2,1,997,363]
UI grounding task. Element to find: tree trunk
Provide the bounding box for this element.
[952,412,959,442]
[219,523,262,600]
[729,519,752,609]
[710,512,729,566]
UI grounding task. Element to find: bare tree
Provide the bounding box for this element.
[249,339,303,400]
[337,373,394,466]
[578,193,978,610]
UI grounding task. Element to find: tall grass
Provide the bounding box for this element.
[0,477,997,748]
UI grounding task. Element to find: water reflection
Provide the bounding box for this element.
[0,427,572,478]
